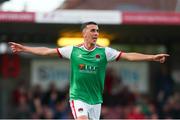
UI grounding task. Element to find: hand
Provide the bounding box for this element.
[153,54,169,63]
[8,42,24,53]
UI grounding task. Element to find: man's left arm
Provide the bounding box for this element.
[121,52,169,63]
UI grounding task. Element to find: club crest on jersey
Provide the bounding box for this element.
[95,54,101,61]
[78,108,83,113]
[96,54,100,59]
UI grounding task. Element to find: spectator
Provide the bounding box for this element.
[155,65,174,118]
[13,95,31,118]
[126,105,145,119]
[54,99,70,119]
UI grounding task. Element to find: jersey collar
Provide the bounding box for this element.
[81,44,97,51]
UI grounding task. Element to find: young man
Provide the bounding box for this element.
[9,21,169,120]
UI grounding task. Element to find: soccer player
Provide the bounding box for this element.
[9,21,169,120]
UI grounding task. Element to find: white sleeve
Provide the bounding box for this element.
[57,46,73,59]
[105,47,122,62]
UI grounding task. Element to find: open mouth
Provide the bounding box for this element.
[93,38,97,42]
[93,37,97,40]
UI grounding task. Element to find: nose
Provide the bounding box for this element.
[94,31,99,36]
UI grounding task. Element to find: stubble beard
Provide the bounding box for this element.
[91,42,96,46]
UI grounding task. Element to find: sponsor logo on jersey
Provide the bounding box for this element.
[79,64,85,70]
[79,64,98,73]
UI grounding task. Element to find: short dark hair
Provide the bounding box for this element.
[81,21,98,31]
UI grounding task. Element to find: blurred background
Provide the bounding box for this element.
[0,0,180,119]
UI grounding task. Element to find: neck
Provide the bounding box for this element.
[83,42,96,50]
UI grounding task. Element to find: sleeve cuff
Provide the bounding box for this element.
[116,51,124,61]
[56,48,62,58]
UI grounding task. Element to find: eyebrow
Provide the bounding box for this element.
[90,28,99,31]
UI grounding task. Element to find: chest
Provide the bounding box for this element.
[71,48,106,65]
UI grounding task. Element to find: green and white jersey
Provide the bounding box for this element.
[57,44,122,104]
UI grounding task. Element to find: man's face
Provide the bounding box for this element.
[83,24,99,45]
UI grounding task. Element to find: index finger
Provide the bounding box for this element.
[164,54,170,57]
[162,54,170,57]
[8,42,16,45]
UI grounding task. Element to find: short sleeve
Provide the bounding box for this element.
[105,47,122,62]
[56,46,73,59]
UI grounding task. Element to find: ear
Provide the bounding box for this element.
[82,28,86,33]
[82,29,86,37]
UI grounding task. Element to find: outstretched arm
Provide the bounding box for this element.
[9,42,58,56]
[121,52,169,63]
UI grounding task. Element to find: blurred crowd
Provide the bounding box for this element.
[9,67,180,119]
[11,82,72,119]
[102,87,180,119]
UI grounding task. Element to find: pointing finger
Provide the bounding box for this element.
[163,54,170,57]
[8,42,15,45]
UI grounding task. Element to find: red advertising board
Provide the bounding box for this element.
[0,11,35,22]
[122,12,180,25]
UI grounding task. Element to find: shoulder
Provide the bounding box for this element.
[105,47,116,51]
[75,43,84,47]
[57,46,73,59]
[96,44,106,50]
[57,46,74,53]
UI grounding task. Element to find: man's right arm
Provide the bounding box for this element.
[9,42,58,56]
